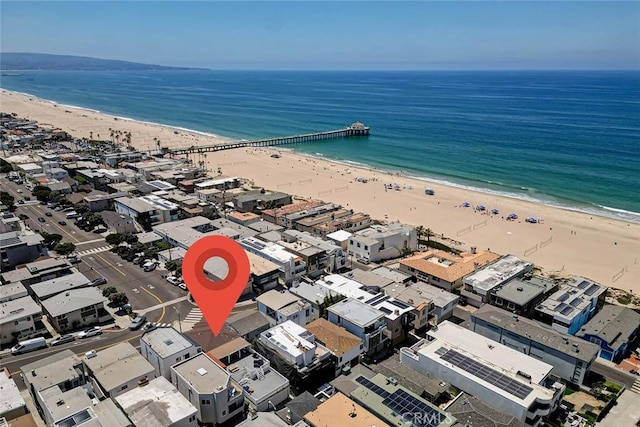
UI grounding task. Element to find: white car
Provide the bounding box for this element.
[166,276,182,285]
[178,283,188,291]
[77,326,102,339]
[16,189,23,193]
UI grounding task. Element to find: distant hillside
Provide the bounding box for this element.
[0,52,206,71]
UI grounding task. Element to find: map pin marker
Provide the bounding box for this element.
[182,235,250,336]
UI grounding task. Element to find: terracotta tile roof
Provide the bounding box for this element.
[305,318,362,357]
[401,249,500,283]
[262,200,323,217]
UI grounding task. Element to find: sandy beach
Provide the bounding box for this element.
[3,89,639,293]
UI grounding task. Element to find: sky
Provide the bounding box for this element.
[1,1,639,70]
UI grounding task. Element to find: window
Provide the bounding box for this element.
[357,242,361,248]
[495,298,503,306]
[121,384,128,391]
[364,245,368,250]
[201,399,211,405]
[507,302,515,310]
[305,309,310,316]
[189,416,196,422]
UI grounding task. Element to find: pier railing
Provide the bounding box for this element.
[165,123,369,155]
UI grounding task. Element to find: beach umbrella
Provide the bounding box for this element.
[462,202,470,207]
[478,205,486,211]
[491,208,499,214]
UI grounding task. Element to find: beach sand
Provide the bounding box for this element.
[3,89,639,293]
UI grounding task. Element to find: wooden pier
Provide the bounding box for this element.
[165,122,369,156]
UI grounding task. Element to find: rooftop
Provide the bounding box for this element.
[463,255,533,292]
[384,281,458,309]
[246,221,284,233]
[372,354,450,399]
[20,350,83,393]
[185,321,241,352]
[492,275,557,306]
[115,196,155,213]
[172,353,230,393]
[327,298,384,328]
[370,266,412,284]
[326,229,353,242]
[401,249,500,283]
[536,277,607,321]
[0,282,28,303]
[227,310,272,338]
[471,305,600,363]
[305,318,362,357]
[140,327,201,359]
[30,272,91,300]
[0,370,26,417]
[262,321,317,358]
[445,392,526,427]
[346,269,394,289]
[0,296,41,325]
[208,337,251,361]
[40,287,106,317]
[240,237,301,264]
[114,377,197,427]
[83,342,155,393]
[576,305,640,351]
[304,392,387,427]
[256,289,300,311]
[289,280,340,306]
[247,251,280,276]
[228,352,290,404]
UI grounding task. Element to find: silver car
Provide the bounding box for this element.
[51,334,75,346]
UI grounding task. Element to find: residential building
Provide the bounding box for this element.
[240,237,306,285]
[576,305,640,362]
[349,373,456,427]
[41,287,110,333]
[446,393,527,427]
[383,281,459,329]
[400,321,565,426]
[29,272,91,302]
[0,231,47,270]
[305,318,363,376]
[326,230,352,250]
[171,353,245,426]
[204,257,252,296]
[140,326,203,380]
[227,310,272,342]
[46,167,69,180]
[194,176,242,191]
[0,370,27,421]
[535,277,607,335]
[315,274,414,345]
[115,195,179,231]
[278,239,329,279]
[282,230,349,273]
[0,282,28,303]
[246,251,280,293]
[292,208,351,233]
[83,342,156,398]
[280,203,341,229]
[327,298,387,355]
[0,257,72,286]
[261,201,324,226]
[488,275,558,317]
[256,289,313,326]
[303,392,387,427]
[0,296,45,345]
[348,222,417,264]
[0,213,21,233]
[246,220,284,234]
[83,191,127,212]
[114,377,198,427]
[227,211,261,226]
[275,391,321,425]
[313,212,371,237]
[400,247,500,292]
[461,255,534,307]
[258,320,332,374]
[234,191,292,213]
[21,350,88,419]
[100,210,138,234]
[470,305,600,385]
[371,265,413,284]
[372,355,449,403]
[289,280,341,321]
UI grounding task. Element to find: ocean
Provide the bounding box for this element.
[1,70,639,222]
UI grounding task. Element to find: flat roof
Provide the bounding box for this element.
[0,282,28,302]
[41,287,106,317]
[289,280,340,306]
[445,392,526,427]
[208,337,251,361]
[371,266,412,283]
[228,352,289,404]
[471,305,600,363]
[401,249,501,284]
[347,269,394,288]
[0,370,26,417]
[30,272,90,299]
[20,350,83,393]
[256,289,300,310]
[136,231,163,244]
[493,276,554,306]
[327,298,384,327]
[384,281,458,309]
[305,318,362,357]
[262,321,316,358]
[536,277,607,321]
[464,255,532,292]
[326,229,352,242]
[373,354,450,398]
[41,386,92,424]
[246,221,284,233]
[172,353,230,393]
[227,310,272,337]
[241,237,301,264]
[115,197,155,213]
[304,392,388,427]
[0,295,41,325]
[83,342,155,393]
[247,251,280,276]
[141,327,201,359]
[114,377,197,427]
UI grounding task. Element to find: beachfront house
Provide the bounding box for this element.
[488,274,559,317]
[327,298,388,355]
[575,305,640,362]
[347,222,417,264]
[470,304,600,385]
[399,247,500,292]
[240,237,306,285]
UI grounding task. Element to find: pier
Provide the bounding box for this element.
[165,122,369,156]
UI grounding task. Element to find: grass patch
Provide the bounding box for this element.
[603,381,622,394]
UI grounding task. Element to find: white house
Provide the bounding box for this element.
[347,222,417,264]
[327,298,388,355]
[140,326,202,380]
[256,289,314,326]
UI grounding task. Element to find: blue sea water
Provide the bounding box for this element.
[2,70,639,222]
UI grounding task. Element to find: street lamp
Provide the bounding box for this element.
[173,307,182,334]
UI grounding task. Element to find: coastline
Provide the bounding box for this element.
[2,89,639,293]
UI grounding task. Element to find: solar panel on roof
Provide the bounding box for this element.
[577,280,590,290]
[379,306,392,315]
[440,349,533,400]
[570,298,582,307]
[555,303,569,312]
[389,299,410,309]
[557,293,569,302]
[561,306,574,316]
[585,284,600,296]
[382,389,443,427]
[365,294,388,305]
[355,376,390,399]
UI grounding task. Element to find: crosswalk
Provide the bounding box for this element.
[74,245,111,258]
[632,378,640,395]
[178,307,203,332]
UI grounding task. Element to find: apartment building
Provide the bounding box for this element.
[348,222,417,264]
[140,326,203,379]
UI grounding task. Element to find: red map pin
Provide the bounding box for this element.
[182,235,251,336]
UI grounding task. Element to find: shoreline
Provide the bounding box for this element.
[5,88,638,225]
[2,89,639,293]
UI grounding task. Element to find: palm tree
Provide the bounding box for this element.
[89,131,93,141]
[109,128,114,142]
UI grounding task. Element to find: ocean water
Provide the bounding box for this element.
[1,70,639,222]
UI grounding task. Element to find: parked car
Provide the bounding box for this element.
[68,256,80,264]
[90,277,108,286]
[143,261,157,272]
[37,217,46,223]
[77,326,102,339]
[45,212,52,217]
[24,196,31,201]
[129,315,147,330]
[17,199,24,204]
[178,283,188,291]
[92,227,107,234]
[16,189,23,193]
[50,334,75,346]
[58,220,67,225]
[11,337,47,355]
[166,275,182,285]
